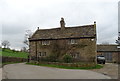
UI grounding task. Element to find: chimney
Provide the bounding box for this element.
[37,27,39,30]
[94,21,96,29]
[60,17,65,30]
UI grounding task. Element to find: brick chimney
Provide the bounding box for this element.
[60,17,65,30]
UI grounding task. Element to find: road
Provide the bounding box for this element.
[2,63,111,79]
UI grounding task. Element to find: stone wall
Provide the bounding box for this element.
[30,61,96,67]
[29,38,96,63]
[2,56,27,63]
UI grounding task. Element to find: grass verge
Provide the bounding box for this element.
[26,62,103,70]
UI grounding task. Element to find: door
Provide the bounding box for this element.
[103,52,112,62]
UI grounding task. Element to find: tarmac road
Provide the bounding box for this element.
[2,63,111,79]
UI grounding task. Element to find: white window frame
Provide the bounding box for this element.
[42,40,50,45]
[38,52,41,57]
[38,52,46,57]
[70,52,79,58]
[70,39,77,44]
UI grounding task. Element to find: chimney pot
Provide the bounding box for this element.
[37,27,39,30]
[94,21,96,24]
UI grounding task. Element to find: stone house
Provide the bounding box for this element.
[29,18,97,63]
[97,44,119,63]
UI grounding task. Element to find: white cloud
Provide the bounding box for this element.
[1,0,119,50]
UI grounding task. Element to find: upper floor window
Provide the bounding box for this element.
[69,39,77,44]
[42,40,50,45]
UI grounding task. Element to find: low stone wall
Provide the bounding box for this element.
[30,61,96,67]
[2,56,27,63]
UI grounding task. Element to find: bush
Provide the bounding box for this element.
[47,54,58,62]
[63,54,73,63]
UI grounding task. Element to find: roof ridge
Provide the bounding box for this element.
[38,24,94,31]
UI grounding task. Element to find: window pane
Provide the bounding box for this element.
[70,39,77,44]
[42,40,50,45]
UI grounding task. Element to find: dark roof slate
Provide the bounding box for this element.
[30,25,96,40]
[97,45,119,52]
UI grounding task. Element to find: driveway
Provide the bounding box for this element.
[91,63,118,79]
[2,63,111,79]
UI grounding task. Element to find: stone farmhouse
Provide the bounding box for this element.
[29,18,97,63]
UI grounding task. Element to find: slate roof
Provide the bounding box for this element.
[97,45,119,52]
[29,24,96,40]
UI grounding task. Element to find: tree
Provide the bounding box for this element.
[21,47,27,52]
[23,30,33,51]
[116,39,120,45]
[116,32,120,45]
[0,44,1,48]
[2,40,10,48]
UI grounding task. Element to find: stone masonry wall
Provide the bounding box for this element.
[29,38,96,63]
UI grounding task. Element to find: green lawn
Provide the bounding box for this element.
[0,48,28,58]
[26,62,103,70]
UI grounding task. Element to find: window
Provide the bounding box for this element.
[38,52,41,57]
[42,40,50,45]
[70,52,79,58]
[42,52,46,56]
[38,52,46,57]
[69,39,77,44]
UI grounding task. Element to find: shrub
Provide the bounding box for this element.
[47,54,58,62]
[63,54,73,63]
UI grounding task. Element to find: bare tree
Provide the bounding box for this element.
[0,46,1,48]
[21,47,27,52]
[2,40,10,48]
[23,30,33,51]
[116,32,120,45]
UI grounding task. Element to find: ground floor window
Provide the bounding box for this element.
[38,52,46,57]
[70,52,79,58]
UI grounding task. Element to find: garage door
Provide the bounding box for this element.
[103,52,112,62]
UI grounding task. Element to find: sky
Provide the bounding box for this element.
[0,0,119,50]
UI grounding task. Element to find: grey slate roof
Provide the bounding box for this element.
[97,45,119,52]
[30,24,96,40]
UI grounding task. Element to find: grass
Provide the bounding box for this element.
[0,48,28,58]
[26,62,103,70]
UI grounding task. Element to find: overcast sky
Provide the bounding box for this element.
[0,0,119,50]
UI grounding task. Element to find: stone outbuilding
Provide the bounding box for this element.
[29,18,97,63]
[97,44,119,63]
